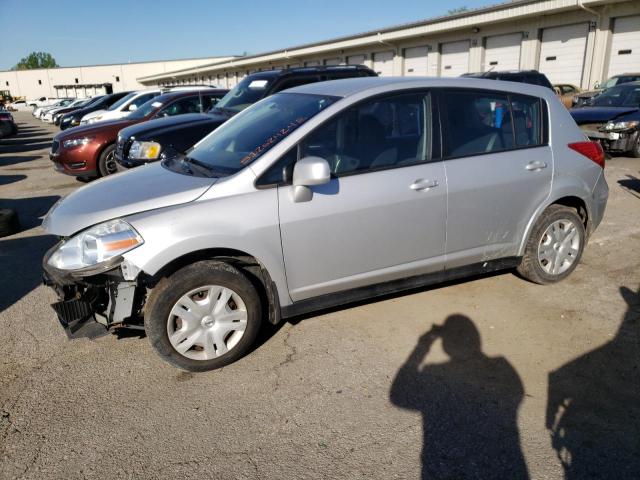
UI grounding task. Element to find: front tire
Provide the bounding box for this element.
[145,261,262,372]
[97,144,118,177]
[517,205,585,284]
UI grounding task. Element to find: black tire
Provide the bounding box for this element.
[97,144,118,177]
[0,208,20,238]
[517,205,585,284]
[145,260,262,372]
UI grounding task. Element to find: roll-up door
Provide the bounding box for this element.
[441,40,470,77]
[539,23,588,85]
[403,46,428,76]
[484,33,522,71]
[607,15,640,78]
[373,51,394,76]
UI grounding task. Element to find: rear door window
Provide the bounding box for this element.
[440,90,514,158]
[510,94,542,147]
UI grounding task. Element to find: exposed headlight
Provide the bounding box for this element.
[603,120,639,132]
[63,137,93,148]
[47,219,143,272]
[129,141,161,160]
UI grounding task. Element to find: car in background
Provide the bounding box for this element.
[33,98,73,118]
[41,99,86,122]
[572,73,640,108]
[27,96,61,108]
[7,99,29,111]
[554,84,581,108]
[80,86,216,126]
[51,97,103,126]
[42,77,608,371]
[50,89,227,178]
[461,70,554,90]
[115,65,377,169]
[570,81,640,157]
[0,111,18,138]
[58,91,133,130]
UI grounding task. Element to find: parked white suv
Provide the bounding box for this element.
[80,86,215,125]
[27,96,60,108]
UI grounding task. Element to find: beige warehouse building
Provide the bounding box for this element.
[0,56,234,100]
[139,0,640,91]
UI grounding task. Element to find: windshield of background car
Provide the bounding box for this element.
[592,84,640,107]
[127,97,163,119]
[187,92,337,175]
[211,76,274,114]
[107,92,137,111]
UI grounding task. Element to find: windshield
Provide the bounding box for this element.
[212,76,274,114]
[592,84,640,107]
[603,75,640,89]
[70,98,89,107]
[185,92,337,175]
[108,92,137,111]
[128,99,162,119]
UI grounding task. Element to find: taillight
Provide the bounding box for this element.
[568,141,605,169]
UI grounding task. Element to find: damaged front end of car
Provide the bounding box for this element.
[42,219,148,339]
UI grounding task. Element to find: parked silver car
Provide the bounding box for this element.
[42,77,608,371]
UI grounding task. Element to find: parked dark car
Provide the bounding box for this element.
[57,91,133,129]
[115,65,377,169]
[461,70,554,90]
[572,73,640,108]
[50,89,227,178]
[570,81,640,157]
[51,97,102,127]
[0,111,17,138]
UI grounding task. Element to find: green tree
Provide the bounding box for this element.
[12,51,59,70]
[447,6,469,15]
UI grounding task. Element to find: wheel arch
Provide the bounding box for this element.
[518,193,591,256]
[144,247,282,326]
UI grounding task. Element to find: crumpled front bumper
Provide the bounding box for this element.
[43,242,142,340]
[581,127,639,153]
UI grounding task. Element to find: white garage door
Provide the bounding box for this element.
[373,51,394,76]
[608,15,640,78]
[403,46,428,76]
[539,23,588,85]
[305,60,321,67]
[324,58,340,66]
[484,33,522,71]
[347,54,366,65]
[441,40,470,77]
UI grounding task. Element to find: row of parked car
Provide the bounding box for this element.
[39,65,611,371]
[40,67,639,184]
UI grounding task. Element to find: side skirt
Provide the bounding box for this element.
[280,257,521,319]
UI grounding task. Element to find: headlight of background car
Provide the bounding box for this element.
[603,120,639,132]
[63,137,93,148]
[129,141,161,160]
[47,219,143,271]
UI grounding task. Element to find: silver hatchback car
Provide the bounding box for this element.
[43,77,608,371]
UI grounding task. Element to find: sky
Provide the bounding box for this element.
[0,0,494,70]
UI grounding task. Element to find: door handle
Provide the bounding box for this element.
[410,179,439,191]
[525,161,548,171]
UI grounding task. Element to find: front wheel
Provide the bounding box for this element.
[517,205,585,284]
[97,144,118,177]
[145,261,262,371]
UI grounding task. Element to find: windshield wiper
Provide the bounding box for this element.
[182,156,220,177]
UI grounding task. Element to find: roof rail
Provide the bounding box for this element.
[281,64,372,73]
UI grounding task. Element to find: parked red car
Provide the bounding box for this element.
[49,89,227,178]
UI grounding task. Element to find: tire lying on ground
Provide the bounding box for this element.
[0,208,20,238]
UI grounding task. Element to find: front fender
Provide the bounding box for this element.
[121,188,293,307]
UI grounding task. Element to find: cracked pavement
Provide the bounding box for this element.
[1,112,639,479]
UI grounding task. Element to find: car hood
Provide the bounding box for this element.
[56,118,138,140]
[569,106,639,124]
[43,162,217,236]
[119,112,227,141]
[574,89,601,99]
[82,109,106,121]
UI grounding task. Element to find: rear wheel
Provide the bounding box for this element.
[97,144,118,177]
[145,261,262,371]
[517,205,585,284]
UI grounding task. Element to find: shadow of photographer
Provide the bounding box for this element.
[390,314,529,479]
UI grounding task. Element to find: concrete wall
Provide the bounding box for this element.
[0,57,233,99]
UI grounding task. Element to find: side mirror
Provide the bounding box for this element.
[128,104,138,112]
[593,81,600,89]
[291,156,331,203]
